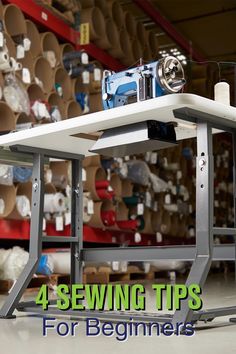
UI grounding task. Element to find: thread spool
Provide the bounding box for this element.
[8,182,32,219]
[27,83,45,102]
[47,92,66,120]
[59,43,74,66]
[137,22,147,46]
[3,4,27,37]
[108,1,124,28]
[89,93,103,113]
[84,166,106,200]
[0,184,16,218]
[54,66,72,100]
[214,81,230,105]
[44,192,66,214]
[148,30,159,59]
[124,12,136,39]
[65,100,82,119]
[26,20,41,58]
[19,50,34,80]
[34,57,54,93]
[40,32,60,68]
[50,161,69,190]
[80,7,105,41]
[0,101,16,132]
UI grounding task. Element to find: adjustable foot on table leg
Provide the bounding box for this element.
[0,314,16,319]
[229,318,236,323]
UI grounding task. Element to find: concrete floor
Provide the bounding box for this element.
[0,274,236,354]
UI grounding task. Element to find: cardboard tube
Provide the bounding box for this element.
[40,32,60,67]
[0,102,16,132]
[34,57,54,93]
[143,44,152,62]
[47,92,67,120]
[120,29,134,66]
[110,174,122,198]
[84,166,106,200]
[88,202,104,228]
[80,0,94,7]
[132,39,142,61]
[108,1,124,28]
[151,211,162,233]
[142,208,154,234]
[50,161,69,190]
[65,100,82,119]
[45,183,57,194]
[101,200,116,227]
[27,83,45,101]
[0,184,16,218]
[80,7,105,41]
[8,182,32,219]
[3,4,27,37]
[148,30,159,58]
[124,12,136,39]
[161,211,171,235]
[137,21,147,46]
[54,66,72,100]
[15,112,35,124]
[179,216,187,237]
[169,214,179,237]
[89,93,103,113]
[83,155,101,168]
[83,192,93,224]
[0,3,3,20]
[116,201,129,221]
[19,50,34,80]
[60,43,74,66]
[72,76,89,98]
[121,179,133,197]
[26,20,41,58]
[4,32,16,58]
[94,0,110,17]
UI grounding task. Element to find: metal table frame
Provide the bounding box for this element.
[1,107,236,325]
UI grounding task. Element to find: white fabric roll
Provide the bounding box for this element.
[16,195,31,217]
[214,82,230,105]
[44,193,66,213]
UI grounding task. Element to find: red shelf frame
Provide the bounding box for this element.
[3,0,125,71]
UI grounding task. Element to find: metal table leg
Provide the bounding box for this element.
[0,153,45,319]
[172,121,214,324]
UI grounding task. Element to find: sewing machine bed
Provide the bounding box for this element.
[0,94,235,156]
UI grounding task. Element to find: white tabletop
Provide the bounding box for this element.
[0,94,235,156]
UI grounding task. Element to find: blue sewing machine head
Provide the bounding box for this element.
[102,56,185,110]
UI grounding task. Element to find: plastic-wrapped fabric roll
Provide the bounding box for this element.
[44,193,66,214]
[117,219,138,230]
[95,180,110,189]
[15,195,31,218]
[96,189,114,200]
[46,252,70,275]
[13,166,32,183]
[0,164,13,185]
[101,210,116,226]
[37,254,53,275]
[0,246,29,280]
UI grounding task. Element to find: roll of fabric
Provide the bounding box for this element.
[101,210,116,226]
[44,193,66,214]
[13,166,32,183]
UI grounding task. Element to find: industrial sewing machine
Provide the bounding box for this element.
[102,56,185,110]
[91,56,186,156]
